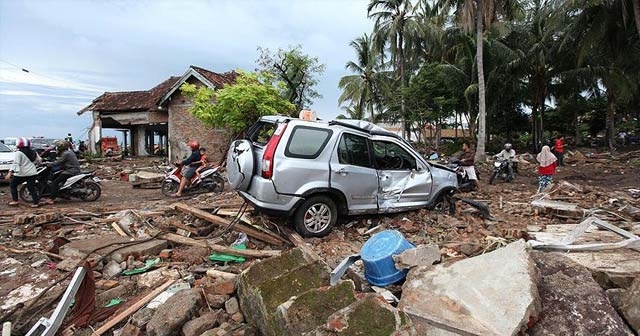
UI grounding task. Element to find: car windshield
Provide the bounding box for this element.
[0,143,12,152]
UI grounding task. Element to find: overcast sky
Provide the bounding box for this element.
[0,0,373,140]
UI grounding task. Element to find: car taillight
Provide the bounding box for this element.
[262,123,287,179]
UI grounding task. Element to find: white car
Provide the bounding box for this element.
[0,142,15,180]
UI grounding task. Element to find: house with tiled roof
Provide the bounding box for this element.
[78,65,236,161]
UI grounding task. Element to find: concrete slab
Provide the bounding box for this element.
[59,235,167,261]
[399,240,540,336]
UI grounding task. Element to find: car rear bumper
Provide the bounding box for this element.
[238,190,303,216]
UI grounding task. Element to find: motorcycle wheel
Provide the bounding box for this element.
[18,184,32,202]
[210,175,225,193]
[161,180,179,197]
[80,181,101,202]
[489,171,498,185]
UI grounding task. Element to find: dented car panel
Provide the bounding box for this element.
[226,116,459,237]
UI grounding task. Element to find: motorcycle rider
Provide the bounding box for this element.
[174,140,202,197]
[41,141,81,204]
[495,143,517,179]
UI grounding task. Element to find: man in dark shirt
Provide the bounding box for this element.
[41,141,81,204]
[175,140,202,197]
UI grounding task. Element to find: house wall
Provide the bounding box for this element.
[167,77,229,163]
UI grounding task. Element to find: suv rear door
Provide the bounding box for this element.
[330,132,379,214]
[371,138,433,212]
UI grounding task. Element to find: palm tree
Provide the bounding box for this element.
[367,0,420,137]
[338,34,387,122]
[436,0,523,161]
[563,0,640,149]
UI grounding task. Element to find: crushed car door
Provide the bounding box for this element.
[372,138,433,212]
[329,133,379,214]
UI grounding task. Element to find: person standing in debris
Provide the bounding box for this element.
[41,141,81,204]
[5,137,41,207]
[460,142,479,191]
[174,140,201,197]
[552,135,565,166]
[537,145,557,193]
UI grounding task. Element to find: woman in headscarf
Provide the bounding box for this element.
[4,137,41,207]
[537,145,557,193]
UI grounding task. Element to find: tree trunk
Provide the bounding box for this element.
[398,31,408,140]
[633,0,640,38]
[606,89,617,150]
[574,109,582,146]
[475,0,487,162]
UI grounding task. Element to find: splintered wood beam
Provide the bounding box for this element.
[172,202,286,245]
[159,233,281,258]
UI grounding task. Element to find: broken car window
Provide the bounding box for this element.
[248,121,277,146]
[338,133,372,168]
[373,141,417,171]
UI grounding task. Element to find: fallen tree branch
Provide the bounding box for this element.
[0,245,63,260]
[159,233,281,258]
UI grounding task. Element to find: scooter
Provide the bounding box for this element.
[19,165,102,202]
[161,163,225,197]
[489,159,515,184]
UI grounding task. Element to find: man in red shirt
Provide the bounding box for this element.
[553,135,565,166]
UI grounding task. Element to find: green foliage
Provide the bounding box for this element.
[257,45,326,112]
[180,71,295,135]
[404,63,458,125]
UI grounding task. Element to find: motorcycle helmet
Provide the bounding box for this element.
[188,140,200,151]
[504,143,512,150]
[16,137,31,149]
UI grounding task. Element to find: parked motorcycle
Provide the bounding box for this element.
[19,166,102,202]
[489,159,514,184]
[161,163,225,196]
[447,158,477,192]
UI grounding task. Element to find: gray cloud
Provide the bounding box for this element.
[0,0,373,138]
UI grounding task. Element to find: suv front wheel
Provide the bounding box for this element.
[294,195,337,238]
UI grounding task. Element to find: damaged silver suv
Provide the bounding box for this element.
[226,116,458,237]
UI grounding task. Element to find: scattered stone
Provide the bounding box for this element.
[59,235,167,261]
[225,297,239,315]
[231,312,244,323]
[182,311,222,336]
[393,244,440,269]
[120,323,142,336]
[620,276,640,333]
[131,307,155,328]
[96,279,119,290]
[206,294,230,309]
[399,240,540,335]
[529,251,633,335]
[458,242,483,256]
[103,259,123,279]
[146,289,202,336]
[210,280,236,295]
[277,281,357,335]
[137,267,181,288]
[96,285,131,308]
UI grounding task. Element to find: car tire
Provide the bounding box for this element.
[294,195,337,238]
[433,194,456,215]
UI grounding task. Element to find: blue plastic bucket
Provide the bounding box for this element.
[361,230,415,286]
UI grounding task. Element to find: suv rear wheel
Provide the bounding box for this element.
[294,195,337,238]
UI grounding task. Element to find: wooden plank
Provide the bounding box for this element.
[92,279,175,336]
[111,223,129,237]
[159,233,281,258]
[0,245,63,260]
[173,202,285,245]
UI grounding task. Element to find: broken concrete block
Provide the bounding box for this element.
[393,244,440,269]
[276,281,356,336]
[103,259,123,279]
[120,323,142,336]
[530,251,633,335]
[565,250,640,289]
[146,289,202,336]
[399,240,540,336]
[182,311,223,336]
[131,307,155,328]
[137,267,181,288]
[620,276,640,333]
[225,297,239,315]
[310,294,414,336]
[59,235,167,261]
[206,294,230,309]
[237,248,330,336]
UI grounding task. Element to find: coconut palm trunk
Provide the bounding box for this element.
[633,0,640,38]
[475,0,487,162]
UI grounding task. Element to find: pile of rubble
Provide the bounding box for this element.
[1,175,639,335]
